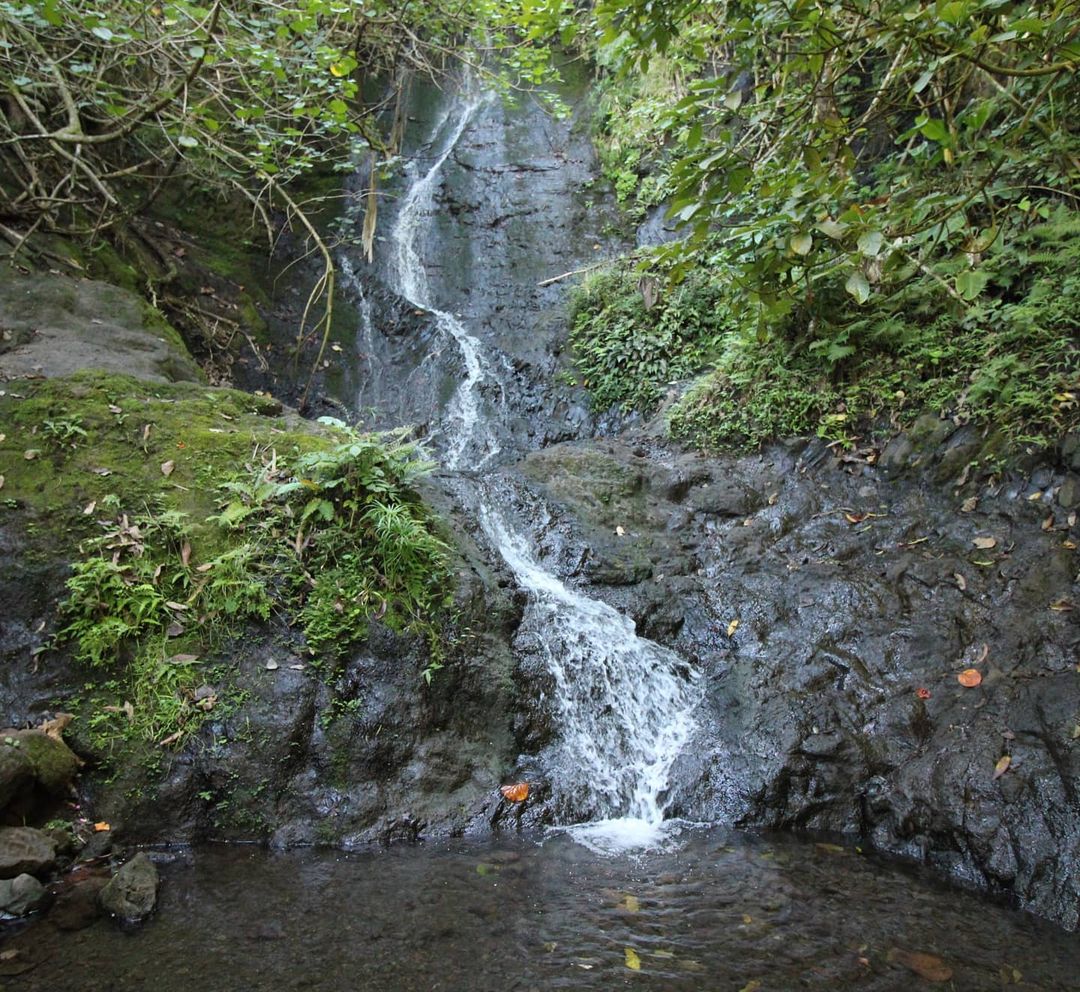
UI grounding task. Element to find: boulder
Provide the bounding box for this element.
[0,826,57,878]
[0,742,33,809]
[100,852,159,923]
[0,873,46,916]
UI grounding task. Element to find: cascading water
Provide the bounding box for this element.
[382,86,701,851]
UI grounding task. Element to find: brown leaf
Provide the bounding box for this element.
[887,948,953,983]
[161,459,175,477]
[159,731,183,747]
[972,536,997,550]
[165,600,189,611]
[993,755,1011,780]
[1041,514,1054,532]
[181,540,192,566]
[957,668,982,688]
[166,621,185,638]
[953,572,966,591]
[500,782,529,802]
[93,822,111,832]
[1049,599,1074,612]
[960,496,978,513]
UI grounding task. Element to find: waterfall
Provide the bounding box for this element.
[381,86,701,851]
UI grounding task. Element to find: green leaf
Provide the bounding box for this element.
[817,219,848,240]
[790,232,813,256]
[857,230,883,257]
[845,269,870,304]
[956,269,990,301]
[91,26,114,42]
[919,118,950,144]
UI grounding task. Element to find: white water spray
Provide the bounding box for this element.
[384,90,700,852]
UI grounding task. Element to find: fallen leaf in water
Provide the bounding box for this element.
[727,619,740,637]
[953,572,966,591]
[500,782,529,802]
[815,842,846,855]
[887,948,953,982]
[960,497,977,512]
[543,942,557,953]
[972,536,997,549]
[1049,599,1073,612]
[1042,514,1055,532]
[620,894,640,913]
[993,755,1011,780]
[650,950,675,959]
[93,822,110,832]
[916,687,931,700]
[624,948,641,971]
[161,459,175,477]
[958,668,982,687]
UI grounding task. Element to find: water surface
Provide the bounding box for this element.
[9,829,1078,991]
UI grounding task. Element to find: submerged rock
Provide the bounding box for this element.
[0,872,47,916]
[100,852,159,924]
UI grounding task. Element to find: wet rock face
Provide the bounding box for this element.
[504,434,1080,927]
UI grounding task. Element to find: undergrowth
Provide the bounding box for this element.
[0,374,452,755]
[569,208,1080,450]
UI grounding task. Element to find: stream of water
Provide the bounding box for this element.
[383,89,701,851]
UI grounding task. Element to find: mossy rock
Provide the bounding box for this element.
[5,731,80,796]
[0,272,203,385]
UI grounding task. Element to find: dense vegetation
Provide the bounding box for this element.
[544,1,1080,448]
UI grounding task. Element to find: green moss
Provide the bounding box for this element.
[1,371,452,758]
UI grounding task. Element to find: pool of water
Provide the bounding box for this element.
[6,828,1078,991]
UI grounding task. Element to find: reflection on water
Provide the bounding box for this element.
[6,828,1079,992]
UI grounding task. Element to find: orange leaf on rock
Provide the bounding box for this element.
[888,948,953,983]
[93,822,110,832]
[500,782,529,803]
[957,668,982,687]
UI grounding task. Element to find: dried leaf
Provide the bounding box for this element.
[957,668,982,688]
[1049,599,1074,612]
[166,621,185,638]
[168,654,199,665]
[500,782,529,802]
[953,572,966,591]
[972,536,997,549]
[23,449,38,460]
[727,619,740,637]
[620,894,641,913]
[181,541,192,566]
[159,731,183,747]
[993,755,1011,780]
[108,405,122,414]
[93,822,111,832]
[83,500,96,515]
[161,459,175,477]
[1027,491,1043,501]
[960,497,977,512]
[844,512,865,524]
[887,948,953,983]
[196,562,213,572]
[1062,540,1077,550]
[165,601,189,611]
[1041,514,1054,532]
[624,948,641,971]
[615,525,625,537]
